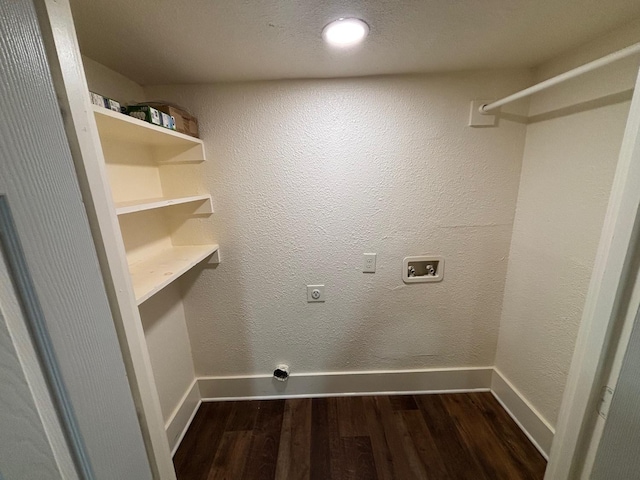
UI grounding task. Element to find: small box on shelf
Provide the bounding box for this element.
[147,102,199,138]
[159,111,176,130]
[126,105,162,126]
[106,98,120,112]
[90,91,106,108]
[89,91,121,112]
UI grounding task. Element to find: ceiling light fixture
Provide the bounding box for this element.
[322,18,369,47]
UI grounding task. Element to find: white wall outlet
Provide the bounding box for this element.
[307,285,325,302]
[363,253,376,273]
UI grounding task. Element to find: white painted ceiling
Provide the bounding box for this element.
[70,0,640,85]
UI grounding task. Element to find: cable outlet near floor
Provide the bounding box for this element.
[307,285,325,302]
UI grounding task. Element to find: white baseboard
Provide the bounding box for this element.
[167,367,556,462]
[198,367,493,401]
[491,369,555,459]
[165,379,201,456]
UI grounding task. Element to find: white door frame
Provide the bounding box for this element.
[0,0,154,478]
[32,0,177,478]
[545,67,640,479]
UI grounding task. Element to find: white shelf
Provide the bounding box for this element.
[92,106,205,162]
[115,194,213,215]
[92,104,219,305]
[130,244,219,304]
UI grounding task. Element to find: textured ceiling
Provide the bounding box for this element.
[69,0,640,84]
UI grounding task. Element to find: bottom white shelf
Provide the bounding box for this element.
[130,244,219,304]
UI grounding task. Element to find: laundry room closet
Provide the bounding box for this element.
[38,0,640,478]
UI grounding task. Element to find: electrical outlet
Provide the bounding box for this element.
[307,285,325,302]
[363,253,376,273]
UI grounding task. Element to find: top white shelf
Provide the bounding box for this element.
[92,106,206,163]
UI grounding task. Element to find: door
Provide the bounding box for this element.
[545,66,640,478]
[0,227,78,479]
[590,304,640,479]
[0,0,153,478]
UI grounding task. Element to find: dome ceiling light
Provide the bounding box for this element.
[322,18,369,48]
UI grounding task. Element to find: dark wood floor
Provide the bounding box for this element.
[174,392,546,479]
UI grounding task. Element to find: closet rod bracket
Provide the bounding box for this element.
[481,41,640,114]
[469,100,497,127]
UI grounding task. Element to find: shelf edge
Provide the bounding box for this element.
[116,194,213,215]
[133,245,220,305]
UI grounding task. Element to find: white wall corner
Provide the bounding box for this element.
[490,368,555,459]
[165,379,202,456]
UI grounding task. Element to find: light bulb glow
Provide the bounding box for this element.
[322,18,369,47]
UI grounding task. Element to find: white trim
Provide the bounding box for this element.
[165,380,202,457]
[546,67,640,480]
[491,369,555,459]
[198,367,492,401]
[36,1,177,477]
[169,367,559,462]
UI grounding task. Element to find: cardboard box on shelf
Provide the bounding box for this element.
[147,103,199,138]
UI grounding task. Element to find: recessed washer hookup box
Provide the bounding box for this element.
[402,255,444,283]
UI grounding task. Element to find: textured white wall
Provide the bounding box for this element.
[495,21,640,427]
[139,283,196,422]
[82,54,145,105]
[145,70,531,377]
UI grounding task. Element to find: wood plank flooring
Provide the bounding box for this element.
[174,392,546,479]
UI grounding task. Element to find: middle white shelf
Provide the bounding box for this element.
[115,194,213,215]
